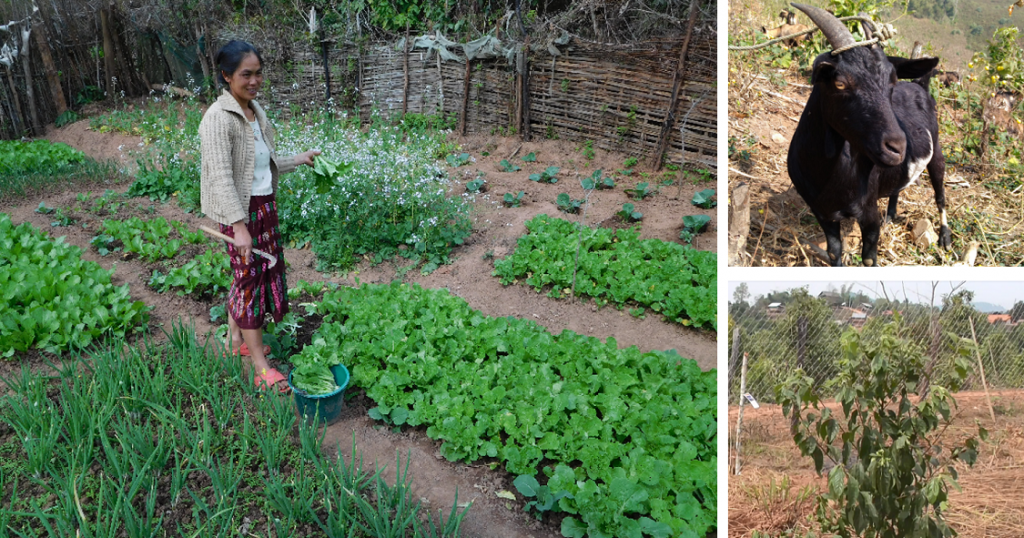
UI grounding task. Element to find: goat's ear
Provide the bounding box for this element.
[887,56,939,79]
[811,53,837,84]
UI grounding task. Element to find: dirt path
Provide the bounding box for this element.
[0,119,718,538]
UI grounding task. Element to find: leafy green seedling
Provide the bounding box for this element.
[581,169,606,191]
[595,171,615,189]
[556,193,583,213]
[90,234,121,256]
[618,168,633,176]
[498,159,521,172]
[625,182,655,200]
[35,202,55,214]
[210,304,227,323]
[513,475,572,520]
[616,203,642,222]
[446,152,471,167]
[504,191,525,207]
[529,166,560,184]
[692,188,717,208]
[622,156,639,168]
[312,155,354,194]
[466,179,487,193]
[521,152,537,162]
[51,208,76,227]
[683,215,711,234]
[680,214,711,244]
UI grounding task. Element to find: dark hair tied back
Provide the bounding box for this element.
[215,40,264,86]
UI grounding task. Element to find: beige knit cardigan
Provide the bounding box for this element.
[199,91,297,225]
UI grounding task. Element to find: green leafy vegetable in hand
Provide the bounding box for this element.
[312,155,354,194]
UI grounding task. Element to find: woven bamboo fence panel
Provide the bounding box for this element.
[527,35,716,168]
[4,19,716,168]
[348,33,716,168]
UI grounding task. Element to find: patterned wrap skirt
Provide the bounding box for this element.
[219,194,289,330]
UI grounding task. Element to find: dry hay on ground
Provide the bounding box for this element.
[727,390,1024,538]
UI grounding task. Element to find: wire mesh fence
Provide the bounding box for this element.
[728,286,1024,406]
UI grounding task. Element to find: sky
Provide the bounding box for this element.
[727,281,1022,310]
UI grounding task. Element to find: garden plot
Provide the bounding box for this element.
[0,99,717,538]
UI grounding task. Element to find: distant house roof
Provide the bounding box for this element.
[767,302,783,308]
[860,303,873,310]
[851,313,867,319]
[989,314,1012,324]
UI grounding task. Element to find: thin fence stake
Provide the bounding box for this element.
[968,316,997,423]
[734,350,748,476]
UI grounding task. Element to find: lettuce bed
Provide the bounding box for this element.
[493,215,717,330]
[310,282,716,537]
[0,213,149,357]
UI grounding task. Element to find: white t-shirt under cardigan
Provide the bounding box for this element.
[250,120,274,196]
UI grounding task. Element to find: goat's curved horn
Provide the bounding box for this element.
[791,2,855,51]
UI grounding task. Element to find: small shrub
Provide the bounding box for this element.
[692,189,717,208]
[624,181,655,200]
[616,202,643,222]
[446,152,471,167]
[503,191,525,207]
[55,110,80,128]
[529,166,559,184]
[581,140,595,160]
[680,215,711,244]
[779,321,984,538]
[556,193,583,213]
[498,159,521,172]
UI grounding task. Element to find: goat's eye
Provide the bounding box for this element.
[834,80,846,90]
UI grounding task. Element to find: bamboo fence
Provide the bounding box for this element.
[1,11,716,169]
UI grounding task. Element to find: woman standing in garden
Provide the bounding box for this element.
[200,40,320,393]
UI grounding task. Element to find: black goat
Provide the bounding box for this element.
[786,3,950,266]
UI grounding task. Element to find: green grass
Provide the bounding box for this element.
[0,147,128,201]
[0,320,468,537]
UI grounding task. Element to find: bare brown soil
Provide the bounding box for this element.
[727,391,1024,538]
[0,118,717,538]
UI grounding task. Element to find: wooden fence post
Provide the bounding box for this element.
[402,24,409,116]
[734,351,748,475]
[968,317,997,422]
[33,19,67,117]
[460,59,470,136]
[19,23,41,135]
[100,7,116,102]
[729,182,750,266]
[3,66,25,135]
[650,0,701,170]
[521,34,531,141]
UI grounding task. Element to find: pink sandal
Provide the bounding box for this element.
[229,341,272,357]
[254,368,290,394]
